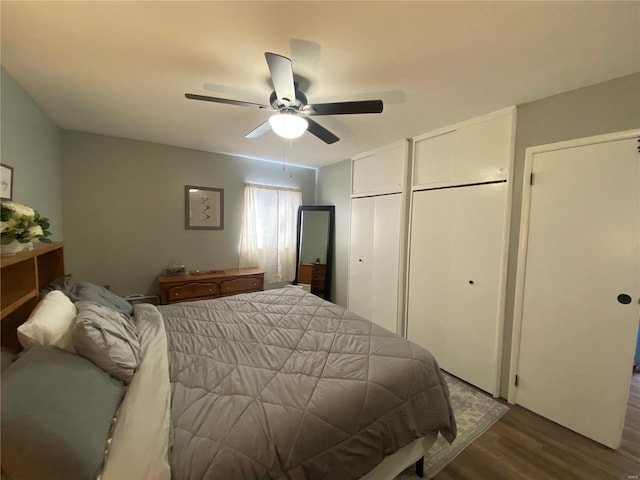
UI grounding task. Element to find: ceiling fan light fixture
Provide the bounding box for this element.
[269,113,308,139]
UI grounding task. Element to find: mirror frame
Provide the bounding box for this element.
[293,205,335,300]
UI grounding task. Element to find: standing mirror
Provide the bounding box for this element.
[293,206,335,300]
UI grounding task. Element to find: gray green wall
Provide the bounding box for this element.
[60,130,316,297]
[316,159,351,307]
[500,72,640,397]
[1,67,62,240]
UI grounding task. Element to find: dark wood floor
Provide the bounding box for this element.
[435,373,640,480]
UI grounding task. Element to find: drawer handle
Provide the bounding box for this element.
[209,289,213,292]
[225,286,229,290]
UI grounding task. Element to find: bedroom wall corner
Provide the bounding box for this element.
[1,67,63,240]
[60,131,316,297]
[316,159,351,308]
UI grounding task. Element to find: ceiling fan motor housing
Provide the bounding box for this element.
[269,88,308,112]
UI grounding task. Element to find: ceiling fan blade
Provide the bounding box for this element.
[306,118,339,144]
[305,100,384,116]
[185,93,270,110]
[264,52,296,103]
[245,121,272,139]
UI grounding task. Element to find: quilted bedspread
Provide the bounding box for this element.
[160,288,456,480]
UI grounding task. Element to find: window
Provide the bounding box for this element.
[239,184,302,284]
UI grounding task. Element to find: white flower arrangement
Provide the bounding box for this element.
[0,202,52,244]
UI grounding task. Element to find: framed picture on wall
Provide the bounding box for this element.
[0,164,13,201]
[185,185,224,230]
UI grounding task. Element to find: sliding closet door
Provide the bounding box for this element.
[370,194,402,333]
[349,194,402,333]
[408,183,507,394]
[348,197,375,320]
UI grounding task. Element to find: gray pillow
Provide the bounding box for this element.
[1,345,124,480]
[69,282,134,318]
[1,348,16,372]
[73,301,140,384]
[39,273,74,298]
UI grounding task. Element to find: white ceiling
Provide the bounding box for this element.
[2,1,639,169]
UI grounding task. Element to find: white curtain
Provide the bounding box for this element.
[239,184,302,284]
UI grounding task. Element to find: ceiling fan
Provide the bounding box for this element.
[185,52,384,144]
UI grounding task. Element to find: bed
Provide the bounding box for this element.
[1,285,456,480]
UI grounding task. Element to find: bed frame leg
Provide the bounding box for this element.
[415,456,424,478]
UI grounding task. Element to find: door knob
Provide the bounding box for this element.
[617,293,632,305]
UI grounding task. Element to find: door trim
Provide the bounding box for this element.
[508,128,640,404]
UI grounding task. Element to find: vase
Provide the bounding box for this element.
[1,240,31,255]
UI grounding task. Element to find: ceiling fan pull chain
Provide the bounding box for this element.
[289,139,294,178]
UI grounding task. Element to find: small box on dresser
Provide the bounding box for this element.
[158,268,264,305]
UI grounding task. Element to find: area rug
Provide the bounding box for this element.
[396,372,509,479]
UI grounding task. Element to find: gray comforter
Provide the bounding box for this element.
[160,288,456,480]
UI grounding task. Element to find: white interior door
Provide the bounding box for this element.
[371,194,402,333]
[512,133,640,449]
[348,197,374,319]
[407,183,507,395]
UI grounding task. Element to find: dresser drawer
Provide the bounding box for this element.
[312,270,326,281]
[167,282,219,302]
[220,276,263,296]
[311,265,326,280]
[159,269,265,305]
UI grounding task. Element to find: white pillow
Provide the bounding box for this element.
[17,290,77,351]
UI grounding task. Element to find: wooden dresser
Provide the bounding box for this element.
[1,242,65,350]
[158,268,265,305]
